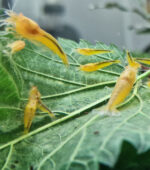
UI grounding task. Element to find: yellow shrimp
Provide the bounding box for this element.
[134,58,150,65]
[76,48,112,56]
[80,60,120,72]
[24,86,39,134]
[7,40,25,53]
[24,86,55,134]
[4,11,68,65]
[106,51,141,113]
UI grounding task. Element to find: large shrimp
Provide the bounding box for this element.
[106,51,141,113]
[3,11,68,65]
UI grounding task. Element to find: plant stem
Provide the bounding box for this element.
[137,70,150,81]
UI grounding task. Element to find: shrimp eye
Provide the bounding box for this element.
[26,27,39,35]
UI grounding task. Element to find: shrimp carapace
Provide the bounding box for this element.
[5,12,68,65]
[80,60,120,72]
[76,48,113,56]
[7,40,25,53]
[24,86,55,133]
[106,51,141,113]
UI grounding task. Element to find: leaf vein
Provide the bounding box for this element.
[1,145,13,170]
[16,63,85,86]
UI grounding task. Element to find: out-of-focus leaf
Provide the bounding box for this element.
[105,2,127,12]
[102,2,150,22]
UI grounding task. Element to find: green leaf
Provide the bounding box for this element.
[0,32,150,170]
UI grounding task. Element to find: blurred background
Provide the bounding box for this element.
[1,0,150,52]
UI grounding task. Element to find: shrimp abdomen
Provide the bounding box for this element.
[106,67,136,112]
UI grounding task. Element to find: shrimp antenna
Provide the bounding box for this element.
[0,7,9,11]
[0,13,8,17]
[0,8,11,18]
[4,9,11,16]
[0,22,8,27]
[12,0,18,11]
[7,1,12,11]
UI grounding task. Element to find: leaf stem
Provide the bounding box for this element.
[1,144,13,170]
[137,70,150,81]
[20,80,116,100]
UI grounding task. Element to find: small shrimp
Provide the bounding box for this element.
[80,60,120,72]
[4,11,68,65]
[24,86,55,134]
[106,51,141,113]
[135,58,150,65]
[7,40,25,54]
[76,48,112,56]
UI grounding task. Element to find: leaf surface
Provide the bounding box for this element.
[0,33,150,170]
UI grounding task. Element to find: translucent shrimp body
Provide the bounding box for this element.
[106,52,141,112]
[5,12,68,65]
